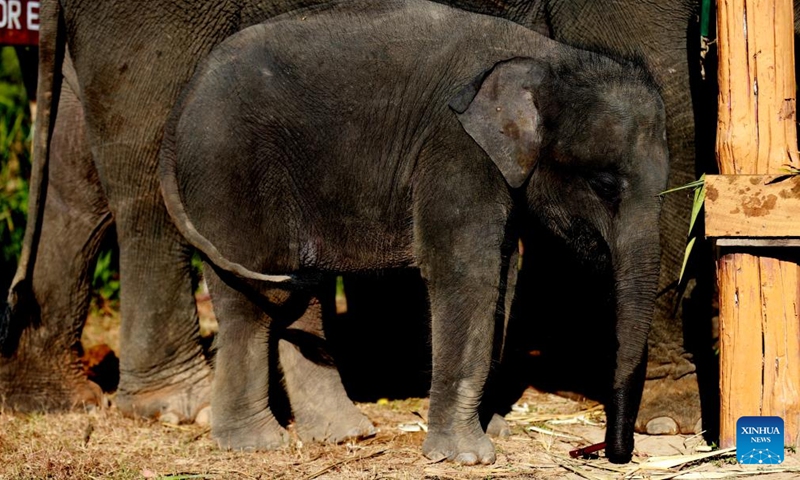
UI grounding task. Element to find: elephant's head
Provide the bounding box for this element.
[451,55,669,462]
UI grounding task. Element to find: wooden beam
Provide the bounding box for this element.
[704,175,800,238]
[715,239,800,247]
[716,1,798,173]
[715,0,800,449]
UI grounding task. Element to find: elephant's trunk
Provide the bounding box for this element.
[605,198,662,463]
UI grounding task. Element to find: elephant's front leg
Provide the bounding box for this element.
[416,172,514,465]
[421,233,513,465]
[204,268,288,451]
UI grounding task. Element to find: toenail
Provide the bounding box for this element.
[455,452,478,465]
[195,406,212,427]
[160,412,181,425]
[646,416,679,435]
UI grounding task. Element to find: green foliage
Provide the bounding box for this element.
[92,248,121,308]
[190,250,204,293]
[681,175,707,283]
[0,47,31,286]
[335,275,346,298]
[780,164,800,176]
[660,174,706,284]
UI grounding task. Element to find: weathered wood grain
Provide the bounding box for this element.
[705,175,800,238]
[715,0,800,449]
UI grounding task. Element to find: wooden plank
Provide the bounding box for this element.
[704,175,800,238]
[718,255,800,447]
[715,0,800,449]
[716,0,799,175]
[718,253,765,441]
[759,257,800,448]
[715,239,800,247]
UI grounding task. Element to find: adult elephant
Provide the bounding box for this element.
[1,0,796,435]
[1,1,379,442]
[2,46,376,441]
[0,53,110,410]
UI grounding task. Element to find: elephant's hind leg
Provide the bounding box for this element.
[0,78,109,412]
[280,288,375,444]
[205,268,289,450]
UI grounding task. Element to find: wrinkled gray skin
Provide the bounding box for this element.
[3,0,799,437]
[0,54,110,410]
[0,54,375,440]
[0,0,377,442]
[160,0,669,464]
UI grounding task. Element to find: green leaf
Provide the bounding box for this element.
[659,177,706,196]
[688,174,707,234]
[335,275,345,299]
[780,164,800,175]
[673,174,707,285]
[679,236,696,284]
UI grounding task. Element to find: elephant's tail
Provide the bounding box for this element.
[1,0,66,353]
[159,100,294,286]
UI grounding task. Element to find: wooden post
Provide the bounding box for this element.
[716,0,800,447]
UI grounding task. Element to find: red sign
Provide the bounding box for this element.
[0,0,39,46]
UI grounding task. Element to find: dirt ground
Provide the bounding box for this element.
[2,296,799,479]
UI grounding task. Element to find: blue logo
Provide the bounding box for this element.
[737,416,784,464]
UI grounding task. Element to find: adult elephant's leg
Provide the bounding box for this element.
[63,0,242,424]
[205,268,288,450]
[110,186,212,423]
[279,288,375,443]
[72,128,212,421]
[637,39,715,437]
[0,68,109,411]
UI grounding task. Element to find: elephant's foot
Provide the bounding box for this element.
[0,328,104,412]
[213,414,290,451]
[115,365,213,425]
[486,413,511,438]
[0,361,103,412]
[636,374,702,435]
[292,399,376,443]
[279,339,376,443]
[422,430,496,465]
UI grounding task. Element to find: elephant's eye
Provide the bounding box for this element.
[588,172,623,209]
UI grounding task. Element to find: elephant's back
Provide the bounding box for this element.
[186,0,560,175]
[165,0,563,274]
[201,0,554,103]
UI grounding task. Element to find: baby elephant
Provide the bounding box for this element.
[160,0,668,465]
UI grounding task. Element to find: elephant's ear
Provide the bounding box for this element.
[450,59,546,188]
